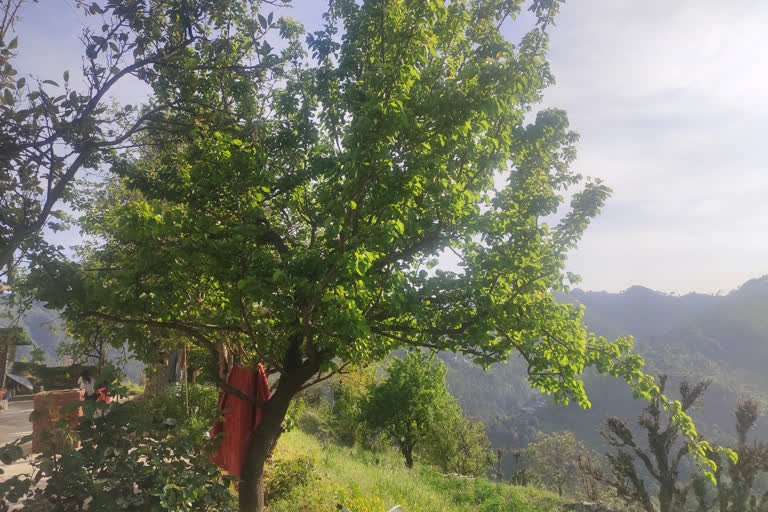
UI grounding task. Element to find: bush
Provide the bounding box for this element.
[264,454,317,504]
[145,383,219,433]
[329,365,377,446]
[0,400,235,511]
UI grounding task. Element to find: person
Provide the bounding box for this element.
[77,369,96,400]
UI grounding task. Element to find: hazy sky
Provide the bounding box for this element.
[13,1,768,295]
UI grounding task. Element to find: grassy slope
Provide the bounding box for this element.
[267,428,566,512]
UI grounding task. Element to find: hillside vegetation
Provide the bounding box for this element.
[267,427,568,512]
[438,276,768,454]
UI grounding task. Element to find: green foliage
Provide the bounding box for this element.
[31,0,631,413]
[420,402,494,477]
[264,454,317,505]
[361,352,492,475]
[1,400,235,511]
[1,0,278,287]
[523,431,588,497]
[187,344,218,385]
[28,345,45,364]
[146,383,220,434]
[362,352,453,468]
[283,397,306,433]
[266,428,564,512]
[329,364,379,446]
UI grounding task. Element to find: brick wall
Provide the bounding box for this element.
[31,389,84,454]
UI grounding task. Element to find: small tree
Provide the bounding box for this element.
[707,400,768,512]
[29,345,45,365]
[591,376,711,512]
[421,405,494,476]
[524,431,587,497]
[363,352,454,469]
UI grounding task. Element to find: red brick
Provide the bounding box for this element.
[31,389,84,454]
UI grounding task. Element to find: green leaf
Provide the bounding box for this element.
[63,70,69,82]
[8,37,17,50]
[42,80,59,87]
[2,88,13,105]
[15,77,25,89]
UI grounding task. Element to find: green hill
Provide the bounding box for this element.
[267,426,573,512]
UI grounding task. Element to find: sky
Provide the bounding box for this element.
[12,0,768,295]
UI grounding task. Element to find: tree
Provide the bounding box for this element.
[426,413,493,477]
[362,352,450,468]
[591,376,711,512]
[328,363,378,446]
[26,1,713,510]
[363,352,491,474]
[524,431,588,497]
[0,0,283,288]
[706,400,768,512]
[28,344,45,365]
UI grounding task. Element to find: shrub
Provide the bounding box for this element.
[0,400,235,511]
[264,454,317,504]
[145,383,219,433]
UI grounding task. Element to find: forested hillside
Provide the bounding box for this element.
[441,276,768,454]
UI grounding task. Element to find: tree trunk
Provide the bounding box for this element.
[402,444,414,469]
[238,371,307,512]
[658,481,673,512]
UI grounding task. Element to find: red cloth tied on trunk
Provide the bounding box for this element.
[210,364,270,478]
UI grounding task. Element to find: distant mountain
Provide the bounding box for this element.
[1,301,69,365]
[2,301,143,381]
[441,276,768,452]
[574,276,768,400]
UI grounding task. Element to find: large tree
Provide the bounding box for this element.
[28,1,719,510]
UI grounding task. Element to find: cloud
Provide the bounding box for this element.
[531,0,768,293]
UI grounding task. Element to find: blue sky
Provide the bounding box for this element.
[13,0,768,294]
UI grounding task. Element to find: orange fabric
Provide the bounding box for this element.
[210,364,270,478]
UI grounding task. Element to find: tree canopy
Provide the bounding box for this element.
[362,352,491,473]
[0,0,279,286]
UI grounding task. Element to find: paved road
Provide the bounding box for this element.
[0,400,35,484]
[0,400,33,446]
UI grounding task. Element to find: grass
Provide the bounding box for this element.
[266,428,566,512]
